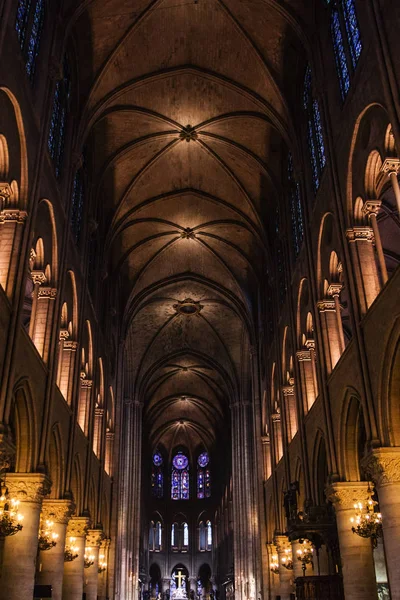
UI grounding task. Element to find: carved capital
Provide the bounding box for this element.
[362,448,400,487]
[0,209,28,223]
[106,431,115,441]
[261,434,270,446]
[305,338,315,350]
[64,340,78,350]
[274,534,290,552]
[81,379,93,389]
[86,528,104,548]
[327,283,343,298]
[67,516,91,538]
[0,182,13,202]
[31,270,47,286]
[362,200,382,217]
[317,299,336,312]
[271,412,280,423]
[325,481,372,510]
[346,226,374,243]
[95,407,104,417]
[37,287,57,299]
[282,385,294,397]
[381,157,400,175]
[59,329,70,341]
[5,473,51,504]
[42,499,75,524]
[296,349,311,362]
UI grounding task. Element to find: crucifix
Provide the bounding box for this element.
[176,570,186,589]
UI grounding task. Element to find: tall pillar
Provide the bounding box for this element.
[362,201,388,286]
[326,482,378,600]
[62,517,90,600]
[31,285,57,363]
[274,535,293,600]
[296,347,317,413]
[231,401,259,600]
[36,499,75,600]
[0,473,50,600]
[77,377,92,435]
[98,537,110,600]
[317,299,342,373]
[261,435,271,480]
[363,448,400,600]
[83,529,103,600]
[381,158,400,214]
[282,384,297,441]
[346,226,381,313]
[0,203,28,299]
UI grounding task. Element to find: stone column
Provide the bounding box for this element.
[274,535,293,600]
[362,200,388,286]
[77,377,92,435]
[363,448,400,600]
[98,537,110,599]
[282,384,297,441]
[261,435,271,480]
[326,482,378,600]
[36,499,75,600]
[296,347,317,413]
[346,226,381,313]
[62,516,90,600]
[83,529,103,600]
[31,285,57,363]
[317,299,342,373]
[0,473,50,600]
[381,157,400,214]
[0,202,28,299]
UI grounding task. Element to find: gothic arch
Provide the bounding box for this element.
[9,380,37,473]
[71,453,83,514]
[339,389,367,481]
[312,431,329,505]
[46,422,64,498]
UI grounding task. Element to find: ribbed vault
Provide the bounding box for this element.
[68,0,308,458]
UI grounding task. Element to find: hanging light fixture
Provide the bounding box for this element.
[350,487,382,549]
[64,536,79,562]
[38,516,59,551]
[84,552,95,568]
[0,483,24,537]
[269,554,279,575]
[296,541,314,575]
[98,553,107,573]
[281,548,293,570]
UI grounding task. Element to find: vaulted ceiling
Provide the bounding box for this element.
[68,0,310,456]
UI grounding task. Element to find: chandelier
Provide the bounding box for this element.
[98,553,107,574]
[38,516,59,551]
[296,541,314,575]
[350,488,382,549]
[0,484,24,537]
[84,552,95,569]
[281,548,293,570]
[269,554,279,575]
[64,536,79,562]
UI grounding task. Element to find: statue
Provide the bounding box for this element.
[283,481,299,523]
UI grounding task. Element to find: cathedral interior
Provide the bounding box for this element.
[0,1,399,599]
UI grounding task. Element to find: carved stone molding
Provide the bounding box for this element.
[325,481,372,510]
[381,157,400,175]
[362,200,382,217]
[327,283,343,298]
[282,385,294,397]
[86,528,104,548]
[31,270,47,286]
[317,300,336,312]
[5,473,51,504]
[362,448,400,487]
[64,340,78,350]
[95,407,104,417]
[106,431,115,441]
[59,328,70,341]
[0,182,13,202]
[271,412,281,423]
[81,379,93,389]
[67,516,91,538]
[37,287,57,299]
[296,349,311,362]
[0,209,28,223]
[42,499,75,524]
[261,434,270,446]
[346,226,374,242]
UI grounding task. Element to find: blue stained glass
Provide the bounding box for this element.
[25,0,44,82]
[171,453,189,499]
[303,65,312,110]
[342,0,362,68]
[198,452,209,468]
[153,452,163,466]
[308,119,319,192]
[71,169,84,244]
[173,452,188,470]
[15,0,31,47]
[331,8,350,99]
[181,470,189,499]
[48,57,70,178]
[312,99,326,170]
[197,471,204,499]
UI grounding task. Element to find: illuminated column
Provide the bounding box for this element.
[363,448,400,600]
[346,226,381,313]
[57,333,78,406]
[32,286,57,363]
[83,529,103,600]
[0,186,27,299]
[362,201,388,286]
[327,283,345,355]
[105,431,115,476]
[296,345,317,412]
[93,407,104,457]
[28,270,47,339]
[0,473,50,600]
[271,412,283,462]
[261,435,271,480]
[267,543,279,599]
[326,482,378,600]
[282,384,297,442]
[317,299,341,373]
[98,537,110,599]
[62,517,90,600]
[274,535,293,600]
[77,377,92,435]
[381,157,400,214]
[36,500,75,600]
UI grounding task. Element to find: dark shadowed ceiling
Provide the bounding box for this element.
[68,0,309,456]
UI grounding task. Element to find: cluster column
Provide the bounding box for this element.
[83,529,103,600]
[364,448,400,600]
[36,499,75,600]
[274,535,293,600]
[326,482,378,600]
[62,516,90,600]
[0,473,50,600]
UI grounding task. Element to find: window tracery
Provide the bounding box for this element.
[288,153,304,258]
[48,56,70,178]
[15,0,44,83]
[303,65,326,193]
[197,452,211,499]
[171,451,189,500]
[151,452,164,499]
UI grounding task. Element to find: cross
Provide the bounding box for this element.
[176,570,185,588]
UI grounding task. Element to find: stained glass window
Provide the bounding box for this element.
[326,0,362,99]
[303,65,326,193]
[197,452,211,499]
[183,522,189,547]
[15,0,44,83]
[71,168,84,244]
[171,523,177,547]
[151,452,163,498]
[207,520,212,549]
[48,56,71,178]
[288,153,304,258]
[331,8,350,99]
[171,452,189,500]
[156,521,162,550]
